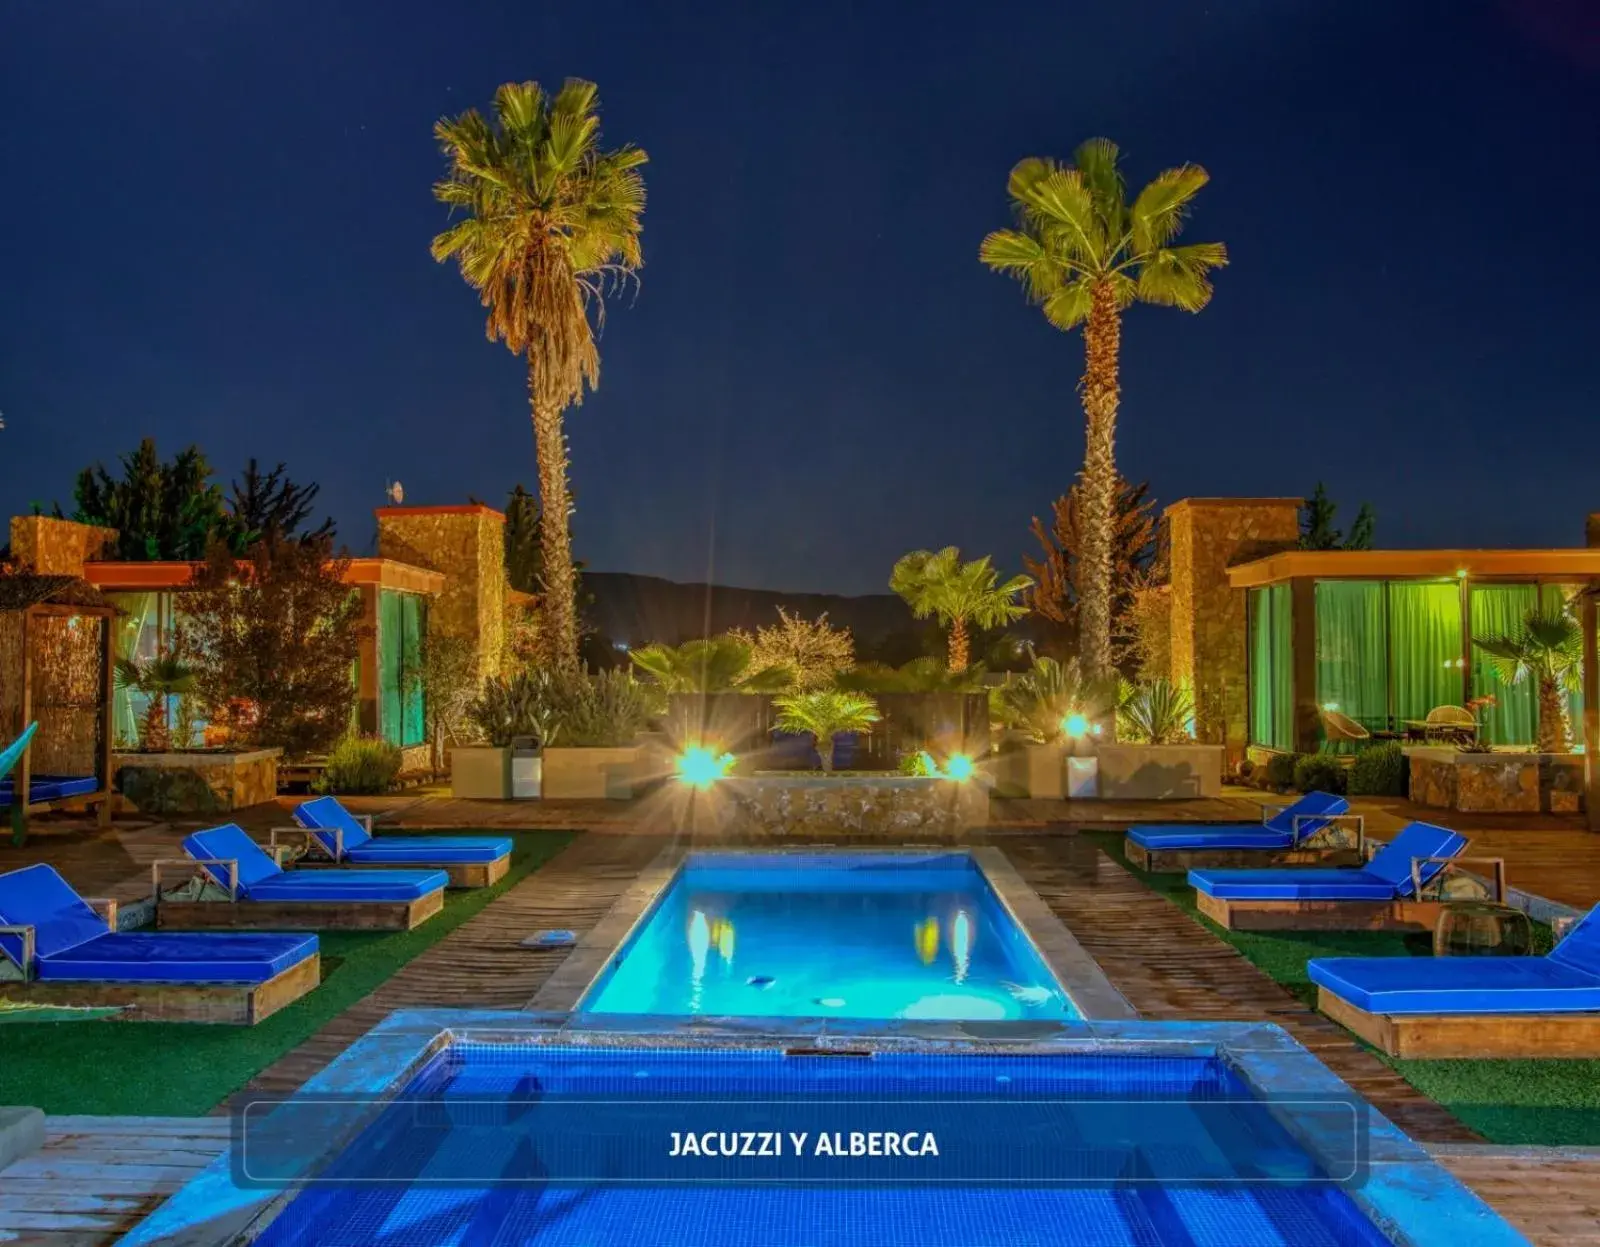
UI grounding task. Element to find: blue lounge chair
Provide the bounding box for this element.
[1308,904,1600,1058]
[286,796,512,889]
[0,863,319,1024]
[155,824,449,932]
[0,723,38,784]
[1123,791,1358,872]
[1187,822,1487,932]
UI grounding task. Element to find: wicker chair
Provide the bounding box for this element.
[1424,705,1478,745]
[1319,708,1371,752]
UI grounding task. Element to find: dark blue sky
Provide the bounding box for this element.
[3,0,1598,594]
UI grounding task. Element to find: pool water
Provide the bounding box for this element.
[249,1043,1389,1247]
[580,853,1078,1021]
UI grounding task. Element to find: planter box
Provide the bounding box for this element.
[1408,746,1584,814]
[450,746,510,799]
[991,740,1066,799]
[1094,743,1224,800]
[541,745,643,800]
[113,748,281,815]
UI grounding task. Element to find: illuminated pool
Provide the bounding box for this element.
[578,852,1078,1021]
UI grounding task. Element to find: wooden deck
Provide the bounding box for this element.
[1432,1145,1600,1245]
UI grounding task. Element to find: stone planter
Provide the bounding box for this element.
[541,745,643,800]
[1407,746,1584,814]
[449,745,510,799]
[991,739,1066,799]
[1094,743,1224,800]
[705,772,986,840]
[113,748,282,815]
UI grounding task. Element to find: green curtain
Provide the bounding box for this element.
[1315,582,1387,741]
[1388,581,1465,726]
[1249,586,1294,750]
[400,594,427,748]
[378,590,404,747]
[1470,585,1537,745]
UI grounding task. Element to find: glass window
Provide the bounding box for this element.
[1249,584,1294,750]
[1315,581,1387,740]
[1388,581,1465,727]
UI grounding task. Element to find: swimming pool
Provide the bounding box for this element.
[122,1013,1525,1247]
[578,852,1079,1021]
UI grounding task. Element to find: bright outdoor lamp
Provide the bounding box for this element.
[1061,713,1089,739]
[943,754,975,781]
[677,746,734,789]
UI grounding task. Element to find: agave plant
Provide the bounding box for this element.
[1116,678,1195,745]
[995,657,1118,744]
[466,671,564,748]
[1474,608,1583,753]
[773,690,881,773]
[114,655,197,752]
[629,637,791,694]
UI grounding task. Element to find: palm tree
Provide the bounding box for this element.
[431,80,647,674]
[1474,609,1583,753]
[114,655,197,752]
[981,140,1226,677]
[773,690,881,773]
[889,548,1030,671]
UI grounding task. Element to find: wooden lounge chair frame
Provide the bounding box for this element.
[0,894,319,1024]
[150,857,444,932]
[1195,854,1508,932]
[269,818,509,890]
[1316,986,1600,1059]
[1125,810,1366,873]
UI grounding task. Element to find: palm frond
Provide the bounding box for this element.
[1136,243,1226,311]
[1042,281,1093,330]
[1129,165,1210,252]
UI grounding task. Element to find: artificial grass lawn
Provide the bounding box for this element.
[0,829,574,1116]
[1083,830,1600,1146]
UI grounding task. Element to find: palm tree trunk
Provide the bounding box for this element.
[948,618,970,671]
[1078,282,1122,679]
[529,380,579,675]
[816,731,834,773]
[1537,676,1572,753]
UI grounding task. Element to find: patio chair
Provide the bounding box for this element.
[0,863,320,1024]
[155,824,448,931]
[1424,705,1478,744]
[1308,902,1600,1058]
[1319,708,1371,751]
[1123,791,1361,873]
[283,796,512,889]
[1186,822,1492,932]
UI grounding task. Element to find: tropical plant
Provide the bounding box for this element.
[315,735,403,795]
[1026,476,1158,672]
[407,632,479,776]
[1348,741,1407,797]
[1474,608,1584,753]
[1300,483,1375,551]
[889,547,1030,671]
[773,690,881,773]
[629,637,790,693]
[899,749,940,777]
[729,608,854,692]
[835,656,988,694]
[432,80,647,674]
[1117,678,1195,745]
[1292,754,1346,796]
[981,140,1226,676]
[113,654,198,752]
[467,670,565,748]
[184,534,366,758]
[553,669,653,747]
[995,657,1118,744]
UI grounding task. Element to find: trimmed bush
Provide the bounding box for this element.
[1292,754,1347,796]
[316,735,403,795]
[1349,740,1408,797]
[1262,752,1299,790]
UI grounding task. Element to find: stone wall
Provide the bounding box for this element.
[113,747,282,815]
[702,774,987,840]
[1409,748,1584,814]
[1165,498,1300,764]
[8,516,117,575]
[376,505,506,681]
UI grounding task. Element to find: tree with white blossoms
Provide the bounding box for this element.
[729,608,855,692]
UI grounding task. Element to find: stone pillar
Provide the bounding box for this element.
[1165,498,1302,764]
[8,516,117,575]
[375,505,506,680]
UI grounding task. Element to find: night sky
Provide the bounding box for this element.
[3,1,1598,595]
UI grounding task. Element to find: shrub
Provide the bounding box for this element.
[1292,754,1346,796]
[316,735,402,795]
[1262,752,1299,790]
[467,671,562,747]
[556,669,653,747]
[899,749,939,777]
[1349,740,1408,796]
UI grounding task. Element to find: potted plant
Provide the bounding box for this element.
[991,657,1115,797]
[772,690,881,772]
[541,670,654,799]
[1096,679,1224,799]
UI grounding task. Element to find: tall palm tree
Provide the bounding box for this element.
[431,80,647,673]
[890,547,1030,672]
[1474,609,1583,753]
[981,140,1226,677]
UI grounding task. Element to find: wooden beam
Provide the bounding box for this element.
[1584,585,1600,832]
[98,614,114,828]
[1290,577,1319,754]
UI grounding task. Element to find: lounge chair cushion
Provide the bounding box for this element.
[1549,904,1600,976]
[0,864,111,969]
[1128,791,1349,852]
[343,837,511,866]
[183,825,285,891]
[1362,823,1468,897]
[35,932,319,985]
[1187,868,1399,901]
[0,774,99,804]
[1308,955,1600,1015]
[244,870,448,903]
[294,795,373,853]
[0,723,39,786]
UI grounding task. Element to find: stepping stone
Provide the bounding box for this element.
[0,1106,44,1173]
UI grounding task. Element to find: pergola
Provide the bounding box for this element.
[0,573,117,843]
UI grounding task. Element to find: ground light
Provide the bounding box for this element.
[1061,713,1088,739]
[942,754,975,781]
[677,746,735,789]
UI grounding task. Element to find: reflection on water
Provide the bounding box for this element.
[952,909,972,984]
[914,917,939,966]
